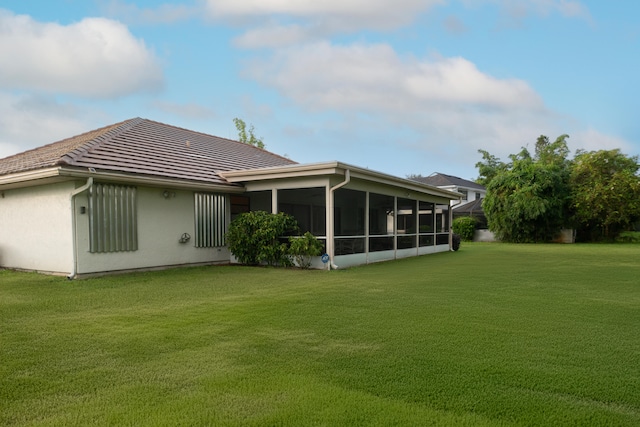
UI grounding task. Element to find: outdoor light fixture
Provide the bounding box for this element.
[162,190,176,199]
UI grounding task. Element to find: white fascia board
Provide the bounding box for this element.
[222,161,342,182]
[222,161,461,201]
[0,167,245,193]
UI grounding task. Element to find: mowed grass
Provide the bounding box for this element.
[1,244,639,426]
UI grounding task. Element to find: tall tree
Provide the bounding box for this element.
[475,149,507,187]
[569,149,640,240]
[233,118,265,149]
[481,135,571,242]
[535,134,570,166]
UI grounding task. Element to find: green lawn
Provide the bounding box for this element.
[1,243,639,426]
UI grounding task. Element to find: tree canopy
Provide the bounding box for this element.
[482,136,571,242]
[570,149,640,240]
[477,136,640,242]
[475,149,507,187]
[233,118,265,149]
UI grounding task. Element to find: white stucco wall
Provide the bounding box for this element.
[74,186,230,275]
[0,182,75,274]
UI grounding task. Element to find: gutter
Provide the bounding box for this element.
[68,177,93,279]
[327,169,351,270]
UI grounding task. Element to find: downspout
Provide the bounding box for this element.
[449,196,459,251]
[328,169,350,269]
[68,177,93,279]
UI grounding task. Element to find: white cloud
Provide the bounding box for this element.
[206,0,443,23]
[234,23,315,49]
[207,0,590,47]
[0,93,98,158]
[206,0,444,46]
[0,9,163,98]
[572,128,635,154]
[466,0,592,23]
[100,0,198,25]
[246,42,543,111]
[521,0,590,18]
[242,40,621,173]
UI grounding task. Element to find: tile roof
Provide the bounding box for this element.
[0,118,297,185]
[413,172,485,191]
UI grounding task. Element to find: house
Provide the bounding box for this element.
[412,172,487,224]
[0,118,460,277]
[411,172,486,208]
[411,172,493,240]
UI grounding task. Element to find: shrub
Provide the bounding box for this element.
[452,233,461,251]
[616,231,640,243]
[452,216,477,241]
[289,232,324,269]
[226,211,299,266]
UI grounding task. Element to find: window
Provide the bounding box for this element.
[334,189,365,236]
[419,201,434,234]
[194,193,227,247]
[88,183,138,253]
[369,193,394,236]
[230,195,249,221]
[278,187,326,236]
[396,198,416,235]
[419,201,435,247]
[459,189,468,201]
[334,188,365,255]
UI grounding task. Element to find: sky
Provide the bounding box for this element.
[0,1,638,181]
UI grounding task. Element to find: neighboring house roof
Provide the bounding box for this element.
[453,197,484,214]
[0,118,296,187]
[413,172,485,191]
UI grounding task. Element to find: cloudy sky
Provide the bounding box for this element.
[0,1,638,180]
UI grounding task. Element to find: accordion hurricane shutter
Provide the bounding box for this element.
[194,193,226,248]
[88,183,138,253]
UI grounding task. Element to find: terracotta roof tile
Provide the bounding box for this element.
[0,118,297,185]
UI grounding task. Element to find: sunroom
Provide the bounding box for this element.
[222,162,461,269]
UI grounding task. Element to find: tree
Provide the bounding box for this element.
[475,149,507,187]
[481,135,571,242]
[569,149,640,240]
[406,173,426,180]
[233,118,265,149]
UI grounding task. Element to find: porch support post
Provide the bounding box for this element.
[449,203,454,250]
[271,188,278,214]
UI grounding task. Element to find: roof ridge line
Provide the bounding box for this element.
[57,118,145,166]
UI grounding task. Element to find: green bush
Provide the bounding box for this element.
[226,211,299,266]
[289,232,324,269]
[452,216,477,241]
[616,231,640,243]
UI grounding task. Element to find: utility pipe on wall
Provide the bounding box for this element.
[327,169,350,270]
[68,177,93,279]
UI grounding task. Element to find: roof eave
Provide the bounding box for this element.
[0,167,245,193]
[222,161,461,200]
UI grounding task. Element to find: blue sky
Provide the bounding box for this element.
[0,0,638,180]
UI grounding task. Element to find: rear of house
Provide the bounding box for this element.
[0,118,459,277]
